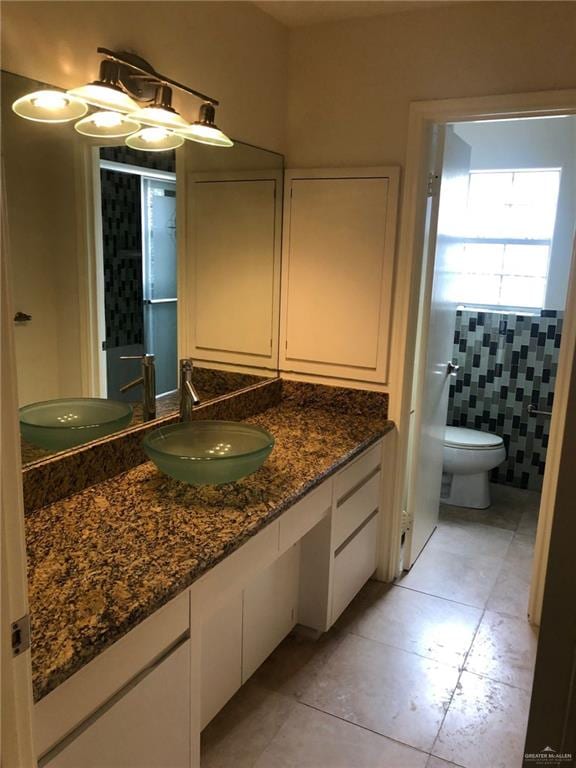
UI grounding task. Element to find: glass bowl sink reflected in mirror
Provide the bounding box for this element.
[19,398,133,450]
[143,421,275,486]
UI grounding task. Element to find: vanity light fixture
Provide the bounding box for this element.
[177,103,233,148]
[126,127,184,152]
[74,110,141,138]
[12,89,88,123]
[127,85,190,130]
[12,48,233,151]
[67,60,139,113]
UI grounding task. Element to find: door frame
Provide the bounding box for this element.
[1,165,36,766]
[387,88,576,625]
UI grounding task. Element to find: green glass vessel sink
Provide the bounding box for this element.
[143,420,275,486]
[19,398,133,450]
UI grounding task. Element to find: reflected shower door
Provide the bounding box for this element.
[142,177,177,396]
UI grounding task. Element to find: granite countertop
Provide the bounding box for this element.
[26,390,392,702]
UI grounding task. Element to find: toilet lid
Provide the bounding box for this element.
[444,426,503,449]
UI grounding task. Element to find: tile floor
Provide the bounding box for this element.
[201,485,540,768]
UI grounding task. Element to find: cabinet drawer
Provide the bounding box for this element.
[41,639,191,768]
[333,470,380,551]
[278,479,331,552]
[334,441,382,503]
[332,513,379,623]
[35,591,189,757]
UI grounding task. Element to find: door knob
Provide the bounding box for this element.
[447,361,460,375]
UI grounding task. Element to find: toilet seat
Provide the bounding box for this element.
[444,426,503,450]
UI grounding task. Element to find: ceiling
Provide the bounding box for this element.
[253,1,460,27]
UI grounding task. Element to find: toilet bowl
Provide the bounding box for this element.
[441,427,506,509]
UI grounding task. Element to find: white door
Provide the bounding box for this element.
[406,126,471,567]
[1,178,36,768]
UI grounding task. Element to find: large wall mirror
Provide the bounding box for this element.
[2,71,283,466]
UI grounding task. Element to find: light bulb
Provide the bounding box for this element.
[125,127,184,152]
[32,92,69,110]
[12,89,88,123]
[75,110,141,138]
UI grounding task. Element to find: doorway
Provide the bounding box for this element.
[398,111,575,765]
[407,115,574,568]
[97,148,178,406]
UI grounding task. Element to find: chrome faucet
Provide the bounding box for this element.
[120,353,157,421]
[179,358,201,421]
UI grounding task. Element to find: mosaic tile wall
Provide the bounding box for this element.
[100,169,144,348]
[99,147,176,349]
[447,309,563,490]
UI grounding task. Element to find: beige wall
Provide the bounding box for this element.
[3,73,84,406]
[1,1,288,153]
[287,2,576,167]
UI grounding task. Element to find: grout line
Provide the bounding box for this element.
[346,627,464,671]
[296,700,433,759]
[428,607,487,759]
[394,583,487,612]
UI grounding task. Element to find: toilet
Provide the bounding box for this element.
[441,427,506,509]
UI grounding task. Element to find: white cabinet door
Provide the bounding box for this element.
[43,639,191,768]
[182,171,281,370]
[242,544,300,682]
[281,168,399,384]
[200,591,243,730]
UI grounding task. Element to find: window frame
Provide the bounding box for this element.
[449,167,562,312]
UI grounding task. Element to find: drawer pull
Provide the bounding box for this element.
[334,508,379,557]
[337,466,380,507]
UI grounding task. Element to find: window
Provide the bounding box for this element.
[445,169,561,310]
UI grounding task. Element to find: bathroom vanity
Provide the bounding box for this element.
[25,383,394,767]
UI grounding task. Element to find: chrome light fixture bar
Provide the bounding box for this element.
[68,60,140,112]
[11,48,233,151]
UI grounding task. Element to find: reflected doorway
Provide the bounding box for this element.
[98,148,177,404]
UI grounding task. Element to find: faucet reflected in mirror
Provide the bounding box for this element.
[120,354,157,422]
[2,69,284,466]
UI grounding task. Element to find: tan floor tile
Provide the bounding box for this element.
[490,484,540,517]
[201,680,296,768]
[350,585,481,667]
[251,626,347,699]
[486,562,531,619]
[254,703,429,768]
[432,671,531,768]
[517,508,539,538]
[505,534,535,574]
[465,610,538,691]
[428,521,513,559]
[300,633,460,752]
[426,756,464,768]
[399,546,503,609]
[439,502,521,532]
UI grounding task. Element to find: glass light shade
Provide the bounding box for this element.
[74,111,141,138]
[127,105,190,130]
[12,90,88,123]
[125,127,184,152]
[67,83,139,113]
[178,122,233,147]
